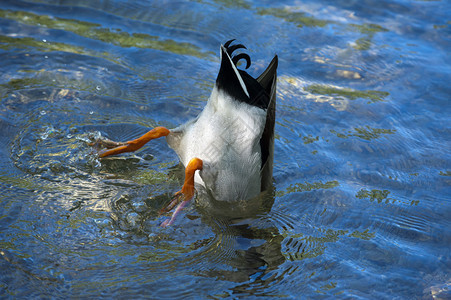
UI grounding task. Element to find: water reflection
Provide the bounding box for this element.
[102,168,287,295]
[0,8,211,58]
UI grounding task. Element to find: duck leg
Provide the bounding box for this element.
[160,157,203,227]
[91,127,170,158]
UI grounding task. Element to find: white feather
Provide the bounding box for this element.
[167,86,266,201]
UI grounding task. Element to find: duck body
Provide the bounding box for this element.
[95,40,277,224]
[167,87,267,201]
[167,42,277,202]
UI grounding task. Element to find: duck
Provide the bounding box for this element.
[93,40,278,226]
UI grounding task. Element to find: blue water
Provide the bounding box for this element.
[0,0,450,298]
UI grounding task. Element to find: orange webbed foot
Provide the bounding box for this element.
[159,191,184,216]
[160,158,203,227]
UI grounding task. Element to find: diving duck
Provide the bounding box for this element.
[94,40,278,226]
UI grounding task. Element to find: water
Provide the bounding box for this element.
[0,0,450,298]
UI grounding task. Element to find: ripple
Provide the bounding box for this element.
[11,119,99,181]
[373,209,433,242]
[265,209,297,232]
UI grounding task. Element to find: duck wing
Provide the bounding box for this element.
[216,42,278,192]
[257,55,278,191]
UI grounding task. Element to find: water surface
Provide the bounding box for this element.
[0,0,450,298]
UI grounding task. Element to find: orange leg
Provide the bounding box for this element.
[96,127,170,158]
[160,157,203,227]
[180,157,203,201]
